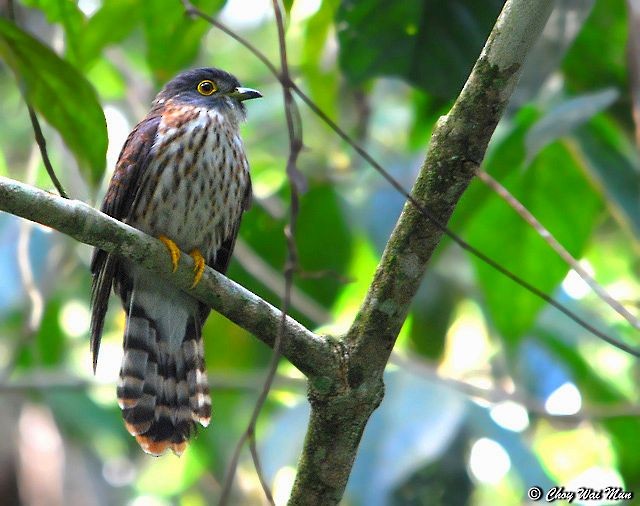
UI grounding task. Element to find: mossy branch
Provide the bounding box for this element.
[288,1,556,504]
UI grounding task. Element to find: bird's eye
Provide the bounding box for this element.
[197,80,217,96]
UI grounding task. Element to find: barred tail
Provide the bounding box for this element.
[117,282,211,456]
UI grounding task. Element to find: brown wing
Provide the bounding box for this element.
[90,114,161,371]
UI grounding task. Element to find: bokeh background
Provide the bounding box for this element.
[1,0,639,504]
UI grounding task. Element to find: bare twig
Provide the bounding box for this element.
[294,95,637,358]
[0,147,43,382]
[4,359,640,422]
[26,106,69,198]
[477,169,640,330]
[181,0,279,77]
[290,3,562,503]
[392,352,640,422]
[7,0,69,199]
[220,1,304,502]
[234,239,331,324]
[0,370,305,393]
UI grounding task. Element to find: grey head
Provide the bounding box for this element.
[153,67,261,122]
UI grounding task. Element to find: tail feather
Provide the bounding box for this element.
[182,329,211,426]
[117,282,211,456]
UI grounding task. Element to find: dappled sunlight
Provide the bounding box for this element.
[273,466,297,506]
[544,382,582,416]
[489,401,530,433]
[468,438,512,485]
[59,299,91,339]
[439,300,492,378]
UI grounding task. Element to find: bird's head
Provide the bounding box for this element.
[153,67,262,121]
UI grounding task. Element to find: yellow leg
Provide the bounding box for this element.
[158,235,180,272]
[189,249,206,289]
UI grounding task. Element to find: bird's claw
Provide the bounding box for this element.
[189,249,206,289]
[158,235,180,272]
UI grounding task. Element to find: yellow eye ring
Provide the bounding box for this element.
[197,80,217,96]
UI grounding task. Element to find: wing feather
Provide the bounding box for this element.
[90,115,161,371]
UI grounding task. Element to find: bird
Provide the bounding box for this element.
[90,67,261,456]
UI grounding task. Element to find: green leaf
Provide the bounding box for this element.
[336,0,503,98]
[78,0,143,69]
[563,0,628,96]
[142,0,225,84]
[36,299,65,366]
[573,116,640,241]
[21,0,86,64]
[21,0,141,69]
[465,142,603,342]
[296,184,353,308]
[0,18,107,186]
[283,0,294,14]
[86,58,127,100]
[301,0,339,119]
[525,88,619,163]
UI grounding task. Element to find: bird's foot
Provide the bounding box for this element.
[189,249,206,289]
[158,235,180,272]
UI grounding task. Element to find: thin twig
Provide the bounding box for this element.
[391,351,640,421]
[234,238,331,324]
[477,169,640,330]
[0,146,43,382]
[7,0,68,198]
[26,106,69,198]
[178,2,639,356]
[219,1,304,503]
[181,0,279,77]
[0,370,305,393]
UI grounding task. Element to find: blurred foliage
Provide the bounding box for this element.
[0,16,107,184]
[0,0,639,505]
[336,0,504,98]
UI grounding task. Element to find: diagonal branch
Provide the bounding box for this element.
[289,1,558,504]
[0,176,338,381]
[178,0,636,354]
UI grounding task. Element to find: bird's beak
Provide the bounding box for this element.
[228,87,262,101]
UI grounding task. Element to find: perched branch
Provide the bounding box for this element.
[0,176,338,381]
[289,1,557,504]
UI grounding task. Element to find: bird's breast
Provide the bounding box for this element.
[130,106,250,260]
